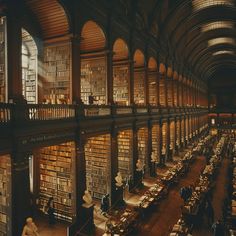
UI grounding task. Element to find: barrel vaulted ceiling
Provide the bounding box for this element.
[5,0,236,81]
[131,0,236,80]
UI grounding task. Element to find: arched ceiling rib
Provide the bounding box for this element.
[160,0,236,80]
[24,0,70,39]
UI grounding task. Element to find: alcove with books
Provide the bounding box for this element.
[148,57,158,106]
[133,50,145,105]
[35,142,76,222]
[80,21,107,105]
[85,134,111,199]
[113,39,129,105]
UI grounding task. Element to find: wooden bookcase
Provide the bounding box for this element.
[167,80,173,107]
[148,72,157,105]
[113,65,129,105]
[0,17,6,103]
[162,122,167,154]
[37,142,75,222]
[43,43,71,104]
[81,57,107,105]
[159,78,166,107]
[137,127,148,173]
[181,119,185,143]
[173,81,178,106]
[21,31,38,104]
[170,121,175,151]
[117,130,133,179]
[176,120,181,146]
[185,118,189,141]
[0,155,11,236]
[151,124,160,163]
[85,134,111,199]
[134,70,145,105]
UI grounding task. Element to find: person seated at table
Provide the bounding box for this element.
[115,172,123,187]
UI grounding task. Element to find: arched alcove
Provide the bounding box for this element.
[148,57,158,105]
[21,28,38,104]
[159,63,167,107]
[80,21,107,105]
[133,49,145,105]
[113,38,129,105]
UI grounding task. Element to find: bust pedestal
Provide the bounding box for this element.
[160,154,166,166]
[82,204,95,230]
[150,161,157,177]
[136,170,144,189]
[168,148,173,161]
[115,186,125,207]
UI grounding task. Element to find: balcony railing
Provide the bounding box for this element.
[0,102,207,125]
[0,103,12,124]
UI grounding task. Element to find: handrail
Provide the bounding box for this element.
[0,102,208,125]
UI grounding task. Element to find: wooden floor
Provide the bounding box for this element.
[33,151,230,236]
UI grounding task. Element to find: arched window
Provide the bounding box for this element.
[80,21,107,105]
[112,38,129,105]
[21,29,38,104]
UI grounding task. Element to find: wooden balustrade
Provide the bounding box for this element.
[0,103,12,124]
[0,102,207,125]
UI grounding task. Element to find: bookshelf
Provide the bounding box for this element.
[113,65,129,105]
[43,43,71,104]
[181,119,185,143]
[21,29,38,104]
[173,81,178,106]
[117,130,133,179]
[176,120,180,146]
[0,155,11,236]
[170,121,175,151]
[151,124,160,163]
[81,57,107,105]
[0,17,6,103]
[134,70,145,105]
[167,80,173,107]
[137,127,148,173]
[85,134,111,199]
[159,77,166,107]
[148,72,157,105]
[162,122,167,154]
[37,142,75,222]
[189,117,192,139]
[185,118,189,142]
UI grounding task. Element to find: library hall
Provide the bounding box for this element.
[1,0,236,235]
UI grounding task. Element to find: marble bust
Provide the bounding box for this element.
[115,172,123,187]
[82,190,93,207]
[136,159,144,171]
[151,153,157,162]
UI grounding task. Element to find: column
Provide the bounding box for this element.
[132,123,139,188]
[12,152,31,236]
[7,8,22,101]
[110,126,121,206]
[75,135,87,226]
[166,118,172,161]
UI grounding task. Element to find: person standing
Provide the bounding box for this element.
[205,200,214,225]
[47,197,55,225]
[212,219,225,236]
